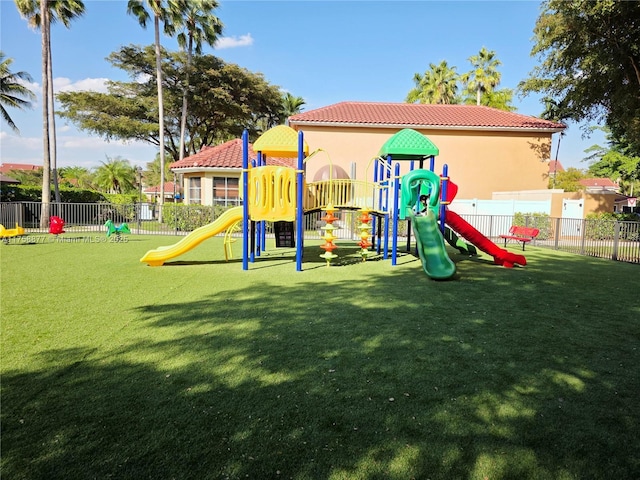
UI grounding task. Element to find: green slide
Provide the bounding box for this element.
[409,210,456,280]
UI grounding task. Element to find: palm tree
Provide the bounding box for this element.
[406,60,459,104]
[171,0,222,162]
[144,153,173,189]
[281,92,305,125]
[127,0,176,222]
[59,165,93,189]
[14,0,85,224]
[0,52,36,133]
[461,47,502,106]
[94,157,136,194]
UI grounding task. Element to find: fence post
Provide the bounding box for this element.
[612,221,620,261]
[554,217,561,250]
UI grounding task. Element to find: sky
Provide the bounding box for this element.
[1,0,606,172]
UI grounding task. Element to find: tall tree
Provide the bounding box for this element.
[0,51,36,133]
[584,127,640,197]
[127,0,175,222]
[57,46,284,158]
[473,88,516,111]
[519,0,640,156]
[58,165,94,189]
[406,60,459,105]
[461,47,502,106]
[0,52,36,133]
[93,156,136,194]
[144,153,173,190]
[171,0,222,162]
[552,167,586,192]
[14,0,85,223]
[281,92,305,125]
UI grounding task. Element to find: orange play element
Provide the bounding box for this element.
[322,212,339,223]
[357,207,373,261]
[320,241,338,252]
[319,203,338,266]
[359,211,371,224]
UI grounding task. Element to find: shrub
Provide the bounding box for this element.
[0,185,105,203]
[585,212,640,241]
[163,204,226,231]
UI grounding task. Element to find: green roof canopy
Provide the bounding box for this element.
[378,128,439,160]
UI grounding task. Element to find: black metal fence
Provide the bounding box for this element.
[2,202,638,264]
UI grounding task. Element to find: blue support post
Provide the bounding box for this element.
[372,157,379,249]
[429,155,435,172]
[391,162,400,266]
[383,157,390,259]
[250,158,256,263]
[242,130,249,270]
[440,164,449,234]
[258,152,266,253]
[296,131,304,271]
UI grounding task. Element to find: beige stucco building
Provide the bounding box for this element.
[172,102,571,208]
[288,102,565,200]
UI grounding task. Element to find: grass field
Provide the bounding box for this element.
[1,232,639,479]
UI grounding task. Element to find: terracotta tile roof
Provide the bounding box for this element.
[289,102,566,132]
[548,160,564,173]
[579,178,619,188]
[0,162,41,173]
[144,182,181,194]
[170,139,294,170]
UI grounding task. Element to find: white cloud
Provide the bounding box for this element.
[0,130,157,169]
[20,78,40,94]
[0,132,41,150]
[135,73,152,84]
[54,77,110,93]
[215,33,254,50]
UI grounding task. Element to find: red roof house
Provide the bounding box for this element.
[170,139,294,171]
[170,139,294,205]
[578,178,620,193]
[288,102,566,199]
[289,102,565,131]
[0,163,41,174]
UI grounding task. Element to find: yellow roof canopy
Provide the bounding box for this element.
[253,125,309,158]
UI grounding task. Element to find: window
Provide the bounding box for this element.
[189,177,201,204]
[213,177,241,206]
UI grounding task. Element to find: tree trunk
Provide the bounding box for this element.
[40,0,51,229]
[154,14,165,223]
[178,36,193,163]
[48,42,61,203]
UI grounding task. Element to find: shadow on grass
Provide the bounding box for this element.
[2,247,639,479]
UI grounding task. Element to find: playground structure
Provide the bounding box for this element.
[141,125,528,279]
[49,216,65,235]
[105,220,131,241]
[0,223,25,243]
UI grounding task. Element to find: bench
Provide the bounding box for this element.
[500,225,540,250]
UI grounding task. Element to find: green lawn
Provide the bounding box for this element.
[1,233,639,479]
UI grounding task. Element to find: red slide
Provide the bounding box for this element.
[445,210,526,268]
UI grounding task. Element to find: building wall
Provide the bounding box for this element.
[180,171,242,205]
[293,125,553,200]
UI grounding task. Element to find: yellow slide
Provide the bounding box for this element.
[140,206,243,266]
